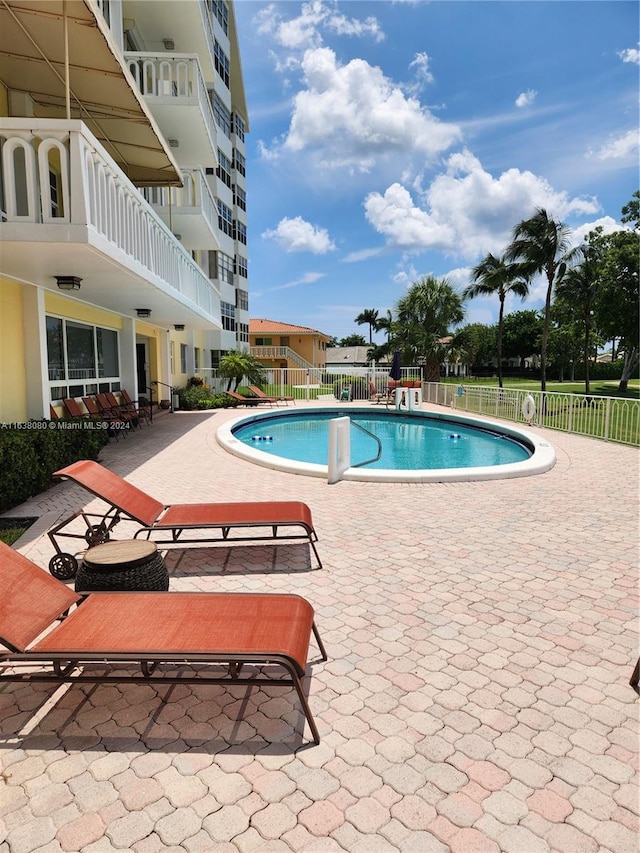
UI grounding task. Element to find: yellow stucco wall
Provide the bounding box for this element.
[45,294,124,329]
[0,279,28,422]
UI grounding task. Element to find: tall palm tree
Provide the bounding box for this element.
[464,252,529,388]
[355,308,379,345]
[394,276,465,381]
[376,310,395,343]
[555,249,599,395]
[506,208,582,392]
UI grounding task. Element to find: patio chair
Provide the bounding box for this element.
[97,392,140,430]
[81,396,129,439]
[248,385,294,406]
[226,390,271,407]
[120,389,151,425]
[369,381,391,405]
[0,541,327,745]
[47,459,323,577]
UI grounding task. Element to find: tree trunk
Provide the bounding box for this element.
[618,347,639,393]
[540,272,554,393]
[425,360,440,382]
[497,297,504,389]
[584,320,591,396]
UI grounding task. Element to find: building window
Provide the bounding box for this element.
[234,220,247,244]
[217,150,232,188]
[212,92,231,138]
[210,349,221,369]
[96,328,119,377]
[232,149,246,177]
[180,343,187,373]
[236,289,249,311]
[237,322,249,343]
[232,113,245,142]
[235,255,248,278]
[46,316,120,397]
[221,301,235,331]
[217,200,233,237]
[280,337,290,347]
[212,250,234,284]
[194,347,200,370]
[211,0,228,35]
[214,39,230,88]
[233,185,246,211]
[255,337,272,346]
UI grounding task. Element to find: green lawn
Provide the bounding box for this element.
[442,377,640,400]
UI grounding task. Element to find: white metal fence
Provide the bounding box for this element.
[423,383,640,447]
[193,368,639,446]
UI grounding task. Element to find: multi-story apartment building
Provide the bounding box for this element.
[0,0,248,421]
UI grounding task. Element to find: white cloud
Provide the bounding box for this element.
[618,45,640,65]
[365,149,600,260]
[409,52,434,87]
[571,216,627,246]
[342,247,384,263]
[515,89,537,108]
[590,129,639,161]
[280,47,461,170]
[255,0,383,54]
[262,216,336,253]
[269,272,326,292]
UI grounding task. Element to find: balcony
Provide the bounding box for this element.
[0,119,220,330]
[122,0,217,81]
[143,167,219,250]
[126,53,217,168]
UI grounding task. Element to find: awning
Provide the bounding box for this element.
[0,0,182,185]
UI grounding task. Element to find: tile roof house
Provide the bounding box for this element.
[249,319,332,370]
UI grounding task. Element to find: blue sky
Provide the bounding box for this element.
[234,1,639,342]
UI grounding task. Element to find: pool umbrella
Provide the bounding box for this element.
[389,349,402,382]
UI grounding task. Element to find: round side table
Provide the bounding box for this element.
[75,540,169,592]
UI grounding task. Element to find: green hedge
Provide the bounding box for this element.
[0,421,110,513]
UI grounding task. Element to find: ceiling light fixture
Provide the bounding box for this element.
[55,275,82,291]
[136,308,152,318]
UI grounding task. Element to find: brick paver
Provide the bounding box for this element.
[1,404,638,852]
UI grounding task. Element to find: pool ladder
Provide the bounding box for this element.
[350,419,382,469]
[328,416,381,483]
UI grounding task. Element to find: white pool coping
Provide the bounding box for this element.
[215,406,556,483]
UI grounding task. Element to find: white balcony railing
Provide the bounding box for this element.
[125,52,217,153]
[143,167,218,245]
[0,119,219,321]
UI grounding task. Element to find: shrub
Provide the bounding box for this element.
[177,384,213,410]
[0,421,109,513]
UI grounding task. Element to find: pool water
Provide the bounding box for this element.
[232,411,531,470]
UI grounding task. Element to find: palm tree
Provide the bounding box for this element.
[464,253,529,388]
[355,308,379,345]
[555,248,599,395]
[394,276,465,381]
[376,310,395,343]
[506,208,582,392]
[218,351,266,391]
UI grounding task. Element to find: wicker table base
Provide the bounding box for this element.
[75,540,169,592]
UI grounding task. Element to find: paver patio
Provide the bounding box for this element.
[1,401,638,853]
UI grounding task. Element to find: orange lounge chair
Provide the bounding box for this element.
[47,460,322,576]
[81,396,129,439]
[0,541,327,744]
[120,389,151,425]
[248,386,294,406]
[225,390,271,406]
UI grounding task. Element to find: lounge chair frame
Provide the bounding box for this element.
[47,460,322,577]
[0,544,327,744]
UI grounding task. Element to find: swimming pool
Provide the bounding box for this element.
[216,407,556,483]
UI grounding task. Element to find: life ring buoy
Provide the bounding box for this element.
[521,394,536,423]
